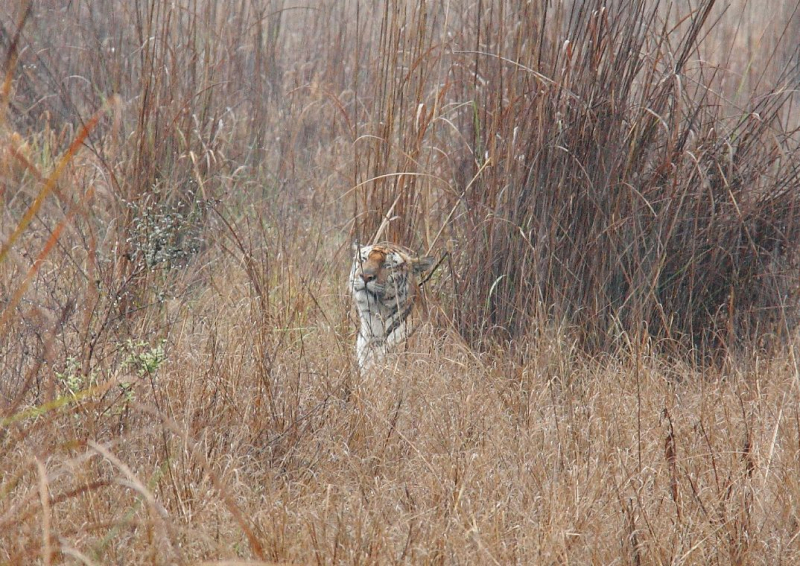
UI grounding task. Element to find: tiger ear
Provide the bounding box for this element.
[412,255,435,275]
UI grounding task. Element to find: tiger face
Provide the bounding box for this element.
[351,246,409,298]
[349,243,435,370]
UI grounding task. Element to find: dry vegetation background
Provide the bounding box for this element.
[3,0,800,563]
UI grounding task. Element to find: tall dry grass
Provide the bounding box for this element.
[2,0,800,563]
[439,1,800,356]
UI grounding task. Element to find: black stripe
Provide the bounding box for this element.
[385,303,414,337]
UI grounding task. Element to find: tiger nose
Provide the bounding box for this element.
[360,272,376,283]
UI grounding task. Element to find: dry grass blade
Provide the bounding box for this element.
[0,1,31,126]
[35,457,53,566]
[0,104,106,265]
[0,183,93,340]
[131,404,269,561]
[88,440,183,563]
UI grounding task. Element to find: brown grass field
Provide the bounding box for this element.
[3,0,800,563]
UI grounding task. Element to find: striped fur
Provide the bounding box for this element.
[349,242,435,370]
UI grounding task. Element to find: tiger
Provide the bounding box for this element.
[349,242,435,370]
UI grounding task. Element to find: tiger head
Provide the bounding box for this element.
[349,243,434,301]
